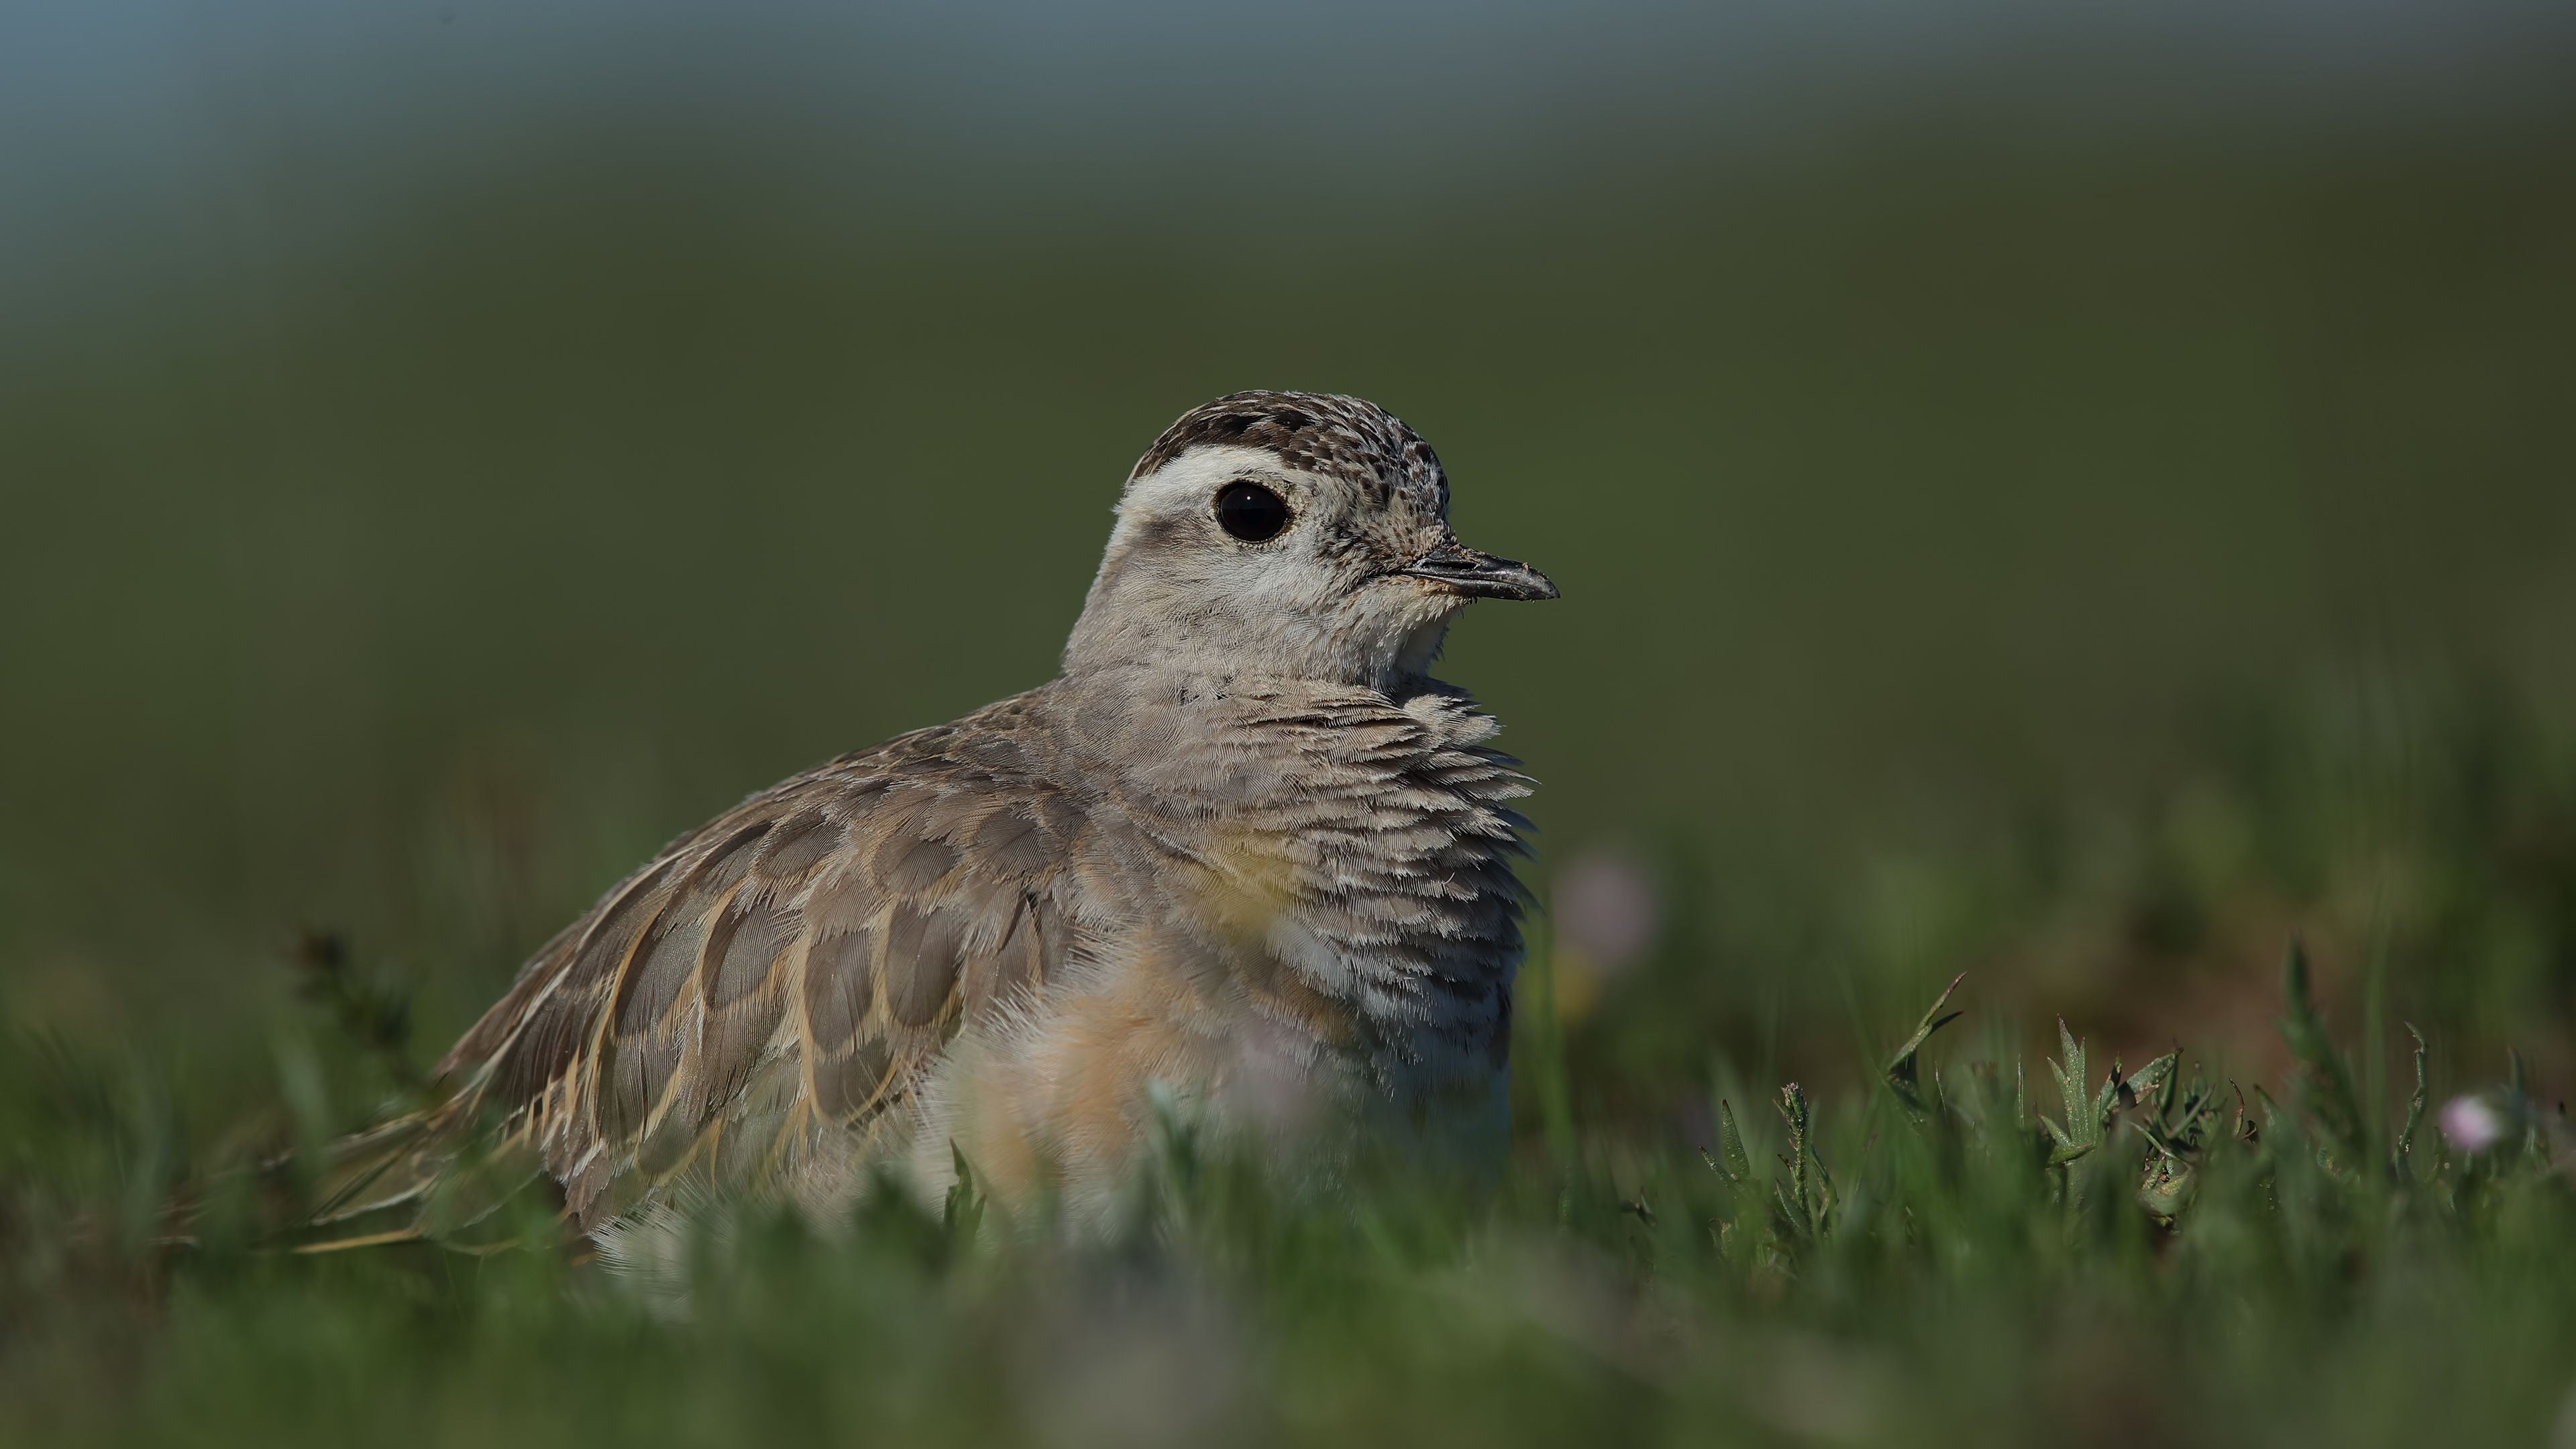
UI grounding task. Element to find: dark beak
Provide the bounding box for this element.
[1401,539,1560,601]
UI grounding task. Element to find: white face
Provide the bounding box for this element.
[1068,443,1472,691]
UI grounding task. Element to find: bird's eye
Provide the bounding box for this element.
[1214,482,1291,542]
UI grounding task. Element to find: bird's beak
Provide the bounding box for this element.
[1401,539,1560,601]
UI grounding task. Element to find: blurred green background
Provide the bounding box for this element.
[5,0,2576,1134]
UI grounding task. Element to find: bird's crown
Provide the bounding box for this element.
[1128,392,1448,511]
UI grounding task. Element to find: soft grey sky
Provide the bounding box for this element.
[3,0,2570,328]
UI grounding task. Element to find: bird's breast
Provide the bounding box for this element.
[920,675,1532,1210]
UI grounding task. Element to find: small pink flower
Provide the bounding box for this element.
[1555,847,1660,976]
[2439,1094,2506,1153]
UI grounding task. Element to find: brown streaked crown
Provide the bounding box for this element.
[1130,390,1450,516]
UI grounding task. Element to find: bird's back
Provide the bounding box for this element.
[322,685,1091,1234]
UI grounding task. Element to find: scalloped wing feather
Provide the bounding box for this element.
[411,692,1085,1231]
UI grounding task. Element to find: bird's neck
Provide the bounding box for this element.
[1061,597,1462,698]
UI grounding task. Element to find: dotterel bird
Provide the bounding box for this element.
[321,390,1557,1244]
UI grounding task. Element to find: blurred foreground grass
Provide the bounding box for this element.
[6,953,2575,1447]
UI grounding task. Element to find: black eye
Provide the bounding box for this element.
[1214,482,1291,542]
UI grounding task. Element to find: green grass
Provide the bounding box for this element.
[8,781,2576,1446]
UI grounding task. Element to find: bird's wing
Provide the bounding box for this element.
[327,693,1088,1234]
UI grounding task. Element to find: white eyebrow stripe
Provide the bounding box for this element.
[1113,444,1295,542]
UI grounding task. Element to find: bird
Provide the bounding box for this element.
[313,390,1558,1249]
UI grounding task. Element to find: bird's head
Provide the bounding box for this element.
[1064,391,1556,692]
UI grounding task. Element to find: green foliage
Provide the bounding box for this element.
[1881,971,1964,1122]
[2396,1023,2430,1177]
[2129,1051,2222,1222]
[2282,938,2369,1175]
[2039,1018,2115,1169]
[11,951,2575,1447]
[288,930,424,1102]
[1768,1082,1838,1248]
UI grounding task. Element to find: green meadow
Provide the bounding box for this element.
[6,80,2576,1445]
